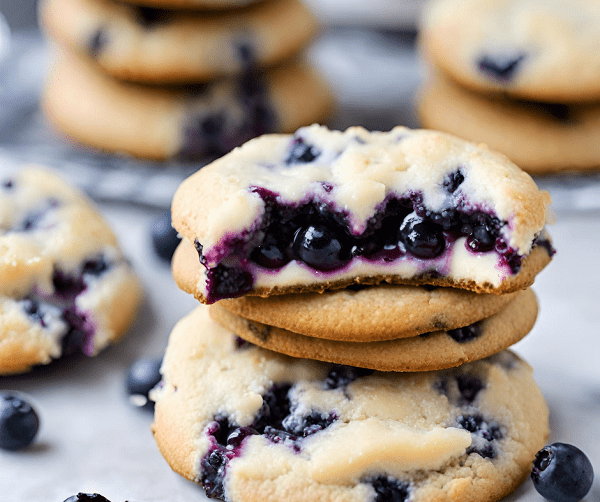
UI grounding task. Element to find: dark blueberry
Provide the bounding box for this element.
[82,256,109,276]
[456,374,484,404]
[207,265,254,303]
[22,298,45,326]
[368,476,410,502]
[252,384,292,433]
[200,447,229,499]
[52,269,85,299]
[531,443,594,502]
[324,364,374,390]
[199,114,225,137]
[234,336,253,350]
[399,212,445,259]
[126,357,163,409]
[457,414,502,441]
[477,53,526,81]
[151,211,181,262]
[2,179,13,189]
[292,222,351,271]
[89,28,108,57]
[226,427,259,449]
[0,393,40,451]
[61,308,90,356]
[236,43,254,65]
[468,444,496,459]
[250,232,290,269]
[282,411,337,437]
[285,137,321,165]
[443,169,465,193]
[448,323,481,343]
[133,6,173,27]
[467,223,496,252]
[209,416,237,447]
[63,495,112,502]
[263,426,299,445]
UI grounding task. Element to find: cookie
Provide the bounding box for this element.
[40,0,318,84]
[117,0,260,9]
[171,124,553,304]
[152,305,549,502]
[41,48,332,160]
[0,167,142,375]
[172,236,522,341]
[418,72,600,175]
[209,287,538,372]
[419,0,600,103]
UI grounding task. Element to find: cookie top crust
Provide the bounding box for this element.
[172,124,552,302]
[0,166,142,374]
[40,0,318,84]
[152,306,549,502]
[420,0,600,102]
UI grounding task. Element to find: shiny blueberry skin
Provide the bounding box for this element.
[151,211,181,262]
[126,357,163,409]
[0,393,40,451]
[63,494,112,502]
[531,443,594,502]
[399,212,445,259]
[292,223,351,271]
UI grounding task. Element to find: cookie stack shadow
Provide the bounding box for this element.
[38,0,332,160]
[416,0,600,176]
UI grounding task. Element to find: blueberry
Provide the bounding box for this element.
[531,443,594,502]
[448,323,481,343]
[0,393,40,451]
[285,137,321,165]
[250,232,290,269]
[368,476,410,502]
[226,426,259,449]
[281,411,337,437]
[477,53,526,81]
[292,222,351,271]
[200,447,228,500]
[457,414,502,441]
[399,212,445,259]
[456,375,484,404]
[443,169,464,193]
[63,495,112,502]
[134,6,172,27]
[22,298,45,326]
[89,29,108,57]
[151,211,181,262]
[2,179,13,189]
[126,357,163,409]
[208,265,254,303]
[82,256,109,276]
[324,364,374,390]
[467,223,496,252]
[52,269,85,299]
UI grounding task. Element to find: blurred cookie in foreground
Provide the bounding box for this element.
[0,167,142,375]
[152,306,549,502]
[41,49,332,160]
[418,72,600,175]
[419,0,600,103]
[40,0,318,84]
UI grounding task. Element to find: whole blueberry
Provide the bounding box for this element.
[63,494,112,502]
[531,443,594,502]
[0,393,40,451]
[126,357,163,409]
[292,222,351,271]
[399,212,445,259]
[151,211,181,262]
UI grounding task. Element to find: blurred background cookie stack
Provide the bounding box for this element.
[37,0,332,161]
[152,125,555,502]
[417,0,600,177]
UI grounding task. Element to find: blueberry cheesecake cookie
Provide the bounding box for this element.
[420,0,600,102]
[42,49,332,160]
[40,0,318,84]
[209,287,538,372]
[418,72,600,175]
[152,306,549,502]
[171,124,553,304]
[0,167,142,374]
[173,237,522,341]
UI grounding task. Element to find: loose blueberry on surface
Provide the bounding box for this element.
[399,212,445,259]
[448,323,481,343]
[368,476,410,502]
[151,211,181,262]
[0,393,40,451]
[285,137,321,165]
[126,357,163,409]
[531,443,594,502]
[477,53,526,81]
[63,495,112,502]
[292,222,351,271]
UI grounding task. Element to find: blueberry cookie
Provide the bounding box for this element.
[209,287,537,372]
[0,167,142,375]
[418,72,600,175]
[42,49,332,160]
[40,0,318,84]
[152,306,549,502]
[420,0,600,103]
[172,237,522,341]
[171,124,553,304]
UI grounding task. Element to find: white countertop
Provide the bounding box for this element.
[0,26,600,502]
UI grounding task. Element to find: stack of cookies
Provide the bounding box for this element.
[152,125,555,502]
[417,0,600,176]
[38,0,332,160]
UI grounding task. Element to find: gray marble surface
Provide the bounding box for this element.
[0,23,599,502]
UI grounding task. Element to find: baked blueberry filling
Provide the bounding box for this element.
[365,476,410,502]
[324,364,374,390]
[285,137,321,165]
[195,183,545,302]
[477,53,526,81]
[448,323,481,343]
[201,384,338,499]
